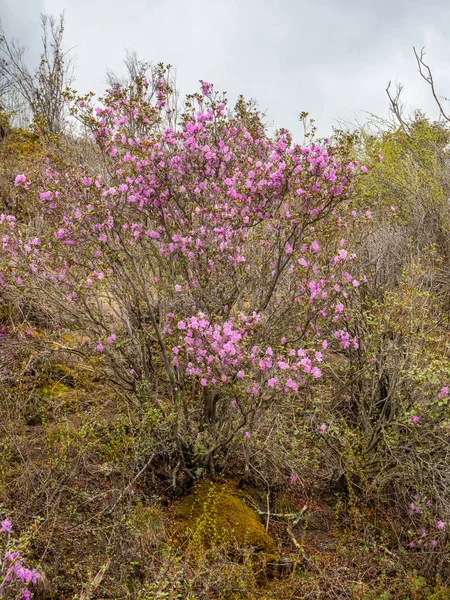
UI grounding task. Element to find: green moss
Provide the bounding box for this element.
[41,381,70,398]
[174,480,275,555]
[45,363,76,387]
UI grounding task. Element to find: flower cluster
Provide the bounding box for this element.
[406,495,446,550]
[169,311,325,393]
[0,520,40,600]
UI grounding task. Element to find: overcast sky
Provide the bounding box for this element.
[2,0,450,137]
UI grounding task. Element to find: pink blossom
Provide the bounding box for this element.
[1,519,12,532]
[201,81,213,96]
[14,174,26,185]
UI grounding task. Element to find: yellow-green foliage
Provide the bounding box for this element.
[2,128,42,158]
[357,116,450,229]
[174,480,275,555]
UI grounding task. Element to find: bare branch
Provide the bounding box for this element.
[385,80,409,131]
[414,46,450,123]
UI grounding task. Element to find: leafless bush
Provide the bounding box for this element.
[0,13,74,133]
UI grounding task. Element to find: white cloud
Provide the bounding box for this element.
[3,0,450,136]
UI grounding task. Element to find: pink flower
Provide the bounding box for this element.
[200,378,207,387]
[245,431,251,439]
[96,342,104,352]
[408,414,420,424]
[201,81,213,95]
[311,366,322,378]
[290,475,298,484]
[298,257,309,268]
[177,320,186,330]
[237,370,245,379]
[310,241,320,253]
[438,386,449,400]
[267,378,277,387]
[14,174,26,185]
[231,399,238,409]
[1,519,12,532]
[437,520,445,530]
[107,334,116,344]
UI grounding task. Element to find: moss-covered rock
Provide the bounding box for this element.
[173,480,275,555]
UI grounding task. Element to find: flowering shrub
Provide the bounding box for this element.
[0,76,368,478]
